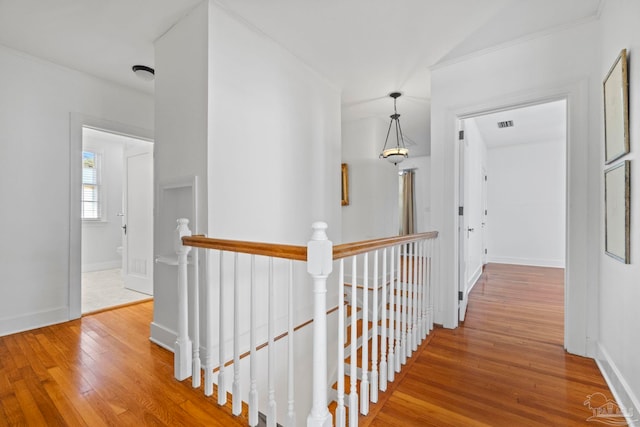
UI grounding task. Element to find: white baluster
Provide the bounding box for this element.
[360,253,370,415]
[232,253,242,416]
[349,255,358,427]
[416,241,424,342]
[432,238,439,331]
[424,239,433,337]
[218,251,227,405]
[335,259,346,427]
[267,258,276,427]
[422,240,428,339]
[406,243,413,360]
[401,243,409,365]
[394,245,402,373]
[388,246,396,380]
[306,222,333,427]
[204,250,214,396]
[175,218,192,381]
[249,255,258,426]
[370,250,379,403]
[380,248,388,391]
[287,260,296,427]
[192,246,201,388]
[412,241,418,352]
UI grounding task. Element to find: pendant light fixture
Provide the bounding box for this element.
[379,92,408,165]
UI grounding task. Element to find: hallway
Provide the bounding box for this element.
[365,263,616,426]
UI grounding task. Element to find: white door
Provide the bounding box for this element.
[458,126,470,322]
[122,144,154,295]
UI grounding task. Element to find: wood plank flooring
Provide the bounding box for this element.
[365,263,617,426]
[0,263,617,426]
[0,302,245,426]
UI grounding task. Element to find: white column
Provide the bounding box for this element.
[306,222,333,427]
[175,218,192,381]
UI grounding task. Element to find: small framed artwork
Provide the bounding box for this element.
[603,49,629,164]
[341,163,349,206]
[604,161,630,263]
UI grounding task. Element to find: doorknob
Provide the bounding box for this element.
[122,224,127,235]
[467,227,474,232]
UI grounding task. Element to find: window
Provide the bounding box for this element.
[82,151,102,220]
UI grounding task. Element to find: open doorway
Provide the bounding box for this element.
[457,99,567,321]
[81,127,154,314]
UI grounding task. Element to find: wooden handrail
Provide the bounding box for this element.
[332,231,438,260]
[182,231,438,261]
[182,235,307,261]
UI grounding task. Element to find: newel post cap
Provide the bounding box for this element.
[175,218,192,254]
[307,222,333,276]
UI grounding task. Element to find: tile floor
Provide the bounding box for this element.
[82,268,151,314]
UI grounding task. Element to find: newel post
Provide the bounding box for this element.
[175,218,192,381]
[307,222,333,427]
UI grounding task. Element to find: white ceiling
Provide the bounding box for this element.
[469,100,567,149]
[0,0,600,155]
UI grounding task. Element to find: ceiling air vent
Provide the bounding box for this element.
[497,120,514,128]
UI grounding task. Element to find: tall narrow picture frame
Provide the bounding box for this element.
[604,161,630,263]
[603,49,629,164]
[341,163,349,206]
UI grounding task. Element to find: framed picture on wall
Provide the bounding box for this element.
[341,163,349,206]
[603,49,629,164]
[604,161,630,263]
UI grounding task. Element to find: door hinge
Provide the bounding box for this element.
[485,248,488,255]
[459,206,464,216]
[484,175,488,181]
[458,130,465,140]
[458,291,464,301]
[485,209,488,215]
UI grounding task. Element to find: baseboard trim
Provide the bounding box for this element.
[150,322,176,352]
[486,255,565,268]
[81,260,122,273]
[595,342,640,427]
[466,265,483,295]
[0,307,69,337]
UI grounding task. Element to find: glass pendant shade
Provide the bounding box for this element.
[379,92,408,165]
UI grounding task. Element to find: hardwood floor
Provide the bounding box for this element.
[0,302,245,426]
[365,263,616,426]
[0,264,617,426]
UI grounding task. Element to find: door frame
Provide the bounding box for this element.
[454,98,570,328]
[457,123,469,321]
[69,113,153,319]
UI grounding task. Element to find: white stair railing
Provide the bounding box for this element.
[173,219,438,427]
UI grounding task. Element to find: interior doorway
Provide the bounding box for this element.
[80,127,154,314]
[457,99,567,322]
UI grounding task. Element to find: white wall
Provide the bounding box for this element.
[486,138,566,268]
[0,44,153,336]
[152,4,342,423]
[152,0,209,344]
[81,129,124,272]
[597,0,640,420]
[207,3,341,245]
[342,118,399,242]
[430,19,599,359]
